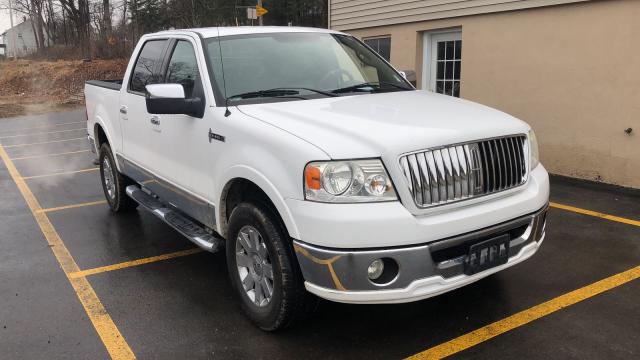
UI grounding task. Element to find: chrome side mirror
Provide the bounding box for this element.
[145,84,185,99]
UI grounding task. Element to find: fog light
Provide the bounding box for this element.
[367,259,385,280]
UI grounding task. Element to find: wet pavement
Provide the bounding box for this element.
[0,110,638,359]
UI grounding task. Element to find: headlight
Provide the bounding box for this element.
[529,130,540,169]
[304,159,397,203]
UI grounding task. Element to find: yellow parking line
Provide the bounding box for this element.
[68,248,204,279]
[2,137,86,148]
[550,202,640,227]
[37,200,108,213]
[0,144,135,359]
[407,265,640,360]
[0,128,85,139]
[12,149,90,161]
[22,167,98,180]
[0,121,84,133]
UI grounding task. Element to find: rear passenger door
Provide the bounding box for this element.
[120,38,168,169]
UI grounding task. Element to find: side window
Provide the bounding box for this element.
[364,36,391,62]
[129,40,167,93]
[166,40,200,98]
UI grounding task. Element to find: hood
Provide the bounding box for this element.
[237,90,529,159]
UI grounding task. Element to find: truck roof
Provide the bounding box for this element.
[153,26,342,39]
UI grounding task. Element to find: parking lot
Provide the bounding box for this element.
[0,109,638,359]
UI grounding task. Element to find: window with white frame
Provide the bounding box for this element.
[423,31,462,97]
[363,36,391,62]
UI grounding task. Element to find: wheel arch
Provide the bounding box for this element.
[93,119,123,171]
[217,168,300,241]
[94,122,108,148]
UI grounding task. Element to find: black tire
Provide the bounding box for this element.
[98,143,138,213]
[226,202,317,331]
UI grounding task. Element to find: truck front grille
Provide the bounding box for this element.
[398,135,528,208]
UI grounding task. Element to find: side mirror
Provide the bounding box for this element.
[147,83,185,99]
[145,84,204,118]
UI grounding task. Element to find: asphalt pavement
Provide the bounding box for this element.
[0,110,638,359]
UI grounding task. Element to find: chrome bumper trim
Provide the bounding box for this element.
[304,238,543,304]
[294,204,547,297]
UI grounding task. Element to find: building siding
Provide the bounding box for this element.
[330,0,593,30]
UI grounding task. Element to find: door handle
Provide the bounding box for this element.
[119,106,127,114]
[150,116,160,125]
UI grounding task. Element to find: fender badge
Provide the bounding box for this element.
[209,129,225,143]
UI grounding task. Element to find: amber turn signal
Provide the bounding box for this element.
[305,165,321,190]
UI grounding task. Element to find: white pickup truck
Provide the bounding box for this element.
[85,26,549,330]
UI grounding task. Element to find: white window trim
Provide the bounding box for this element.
[421,28,462,92]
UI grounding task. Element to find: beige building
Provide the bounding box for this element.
[329,0,640,189]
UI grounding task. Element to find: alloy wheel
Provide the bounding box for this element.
[236,225,275,307]
[102,157,116,200]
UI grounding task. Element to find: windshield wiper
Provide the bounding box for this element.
[270,87,339,97]
[331,82,412,94]
[227,89,306,101]
[227,87,338,101]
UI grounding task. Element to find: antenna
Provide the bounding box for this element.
[216,27,231,117]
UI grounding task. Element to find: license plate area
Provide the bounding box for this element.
[464,234,510,275]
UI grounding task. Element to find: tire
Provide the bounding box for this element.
[226,202,317,331]
[99,143,138,213]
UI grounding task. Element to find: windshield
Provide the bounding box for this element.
[204,32,412,104]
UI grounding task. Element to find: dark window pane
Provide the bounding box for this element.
[445,41,455,60]
[166,41,200,98]
[364,37,391,62]
[433,36,461,97]
[453,81,460,97]
[378,37,391,61]
[445,61,454,79]
[455,40,462,60]
[364,39,378,52]
[437,41,445,60]
[445,81,453,95]
[130,40,167,93]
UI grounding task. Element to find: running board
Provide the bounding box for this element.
[126,185,222,252]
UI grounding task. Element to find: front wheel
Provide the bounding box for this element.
[99,143,138,212]
[226,202,317,331]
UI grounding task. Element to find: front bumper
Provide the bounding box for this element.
[294,204,547,304]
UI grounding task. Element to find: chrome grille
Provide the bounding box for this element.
[399,135,527,208]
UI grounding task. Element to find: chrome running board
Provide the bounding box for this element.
[126,185,222,252]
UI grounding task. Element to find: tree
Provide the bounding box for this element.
[1,0,329,59]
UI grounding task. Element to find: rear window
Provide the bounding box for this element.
[129,40,167,93]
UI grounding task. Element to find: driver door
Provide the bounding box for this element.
[147,38,216,227]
